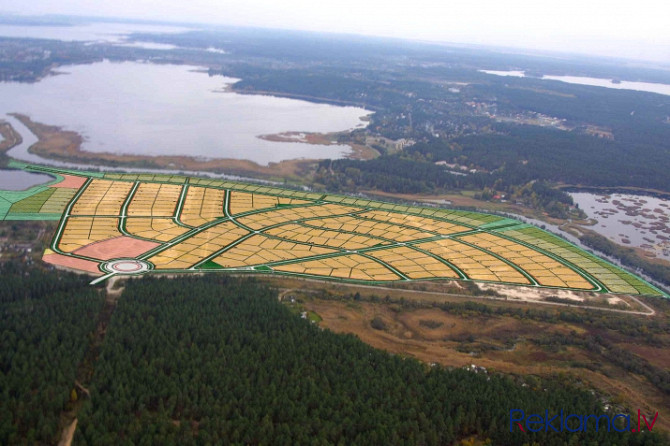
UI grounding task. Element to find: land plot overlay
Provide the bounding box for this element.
[0,162,666,298]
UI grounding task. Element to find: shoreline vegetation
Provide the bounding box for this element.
[560,184,670,201]
[0,119,22,167]
[257,131,378,160]
[9,114,375,181]
[0,120,22,153]
[6,114,670,291]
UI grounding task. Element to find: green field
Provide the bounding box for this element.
[0,163,665,297]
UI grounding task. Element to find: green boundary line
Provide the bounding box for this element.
[2,163,665,297]
[498,225,667,297]
[357,252,408,281]
[118,181,140,236]
[173,183,193,228]
[450,235,539,287]
[488,227,606,292]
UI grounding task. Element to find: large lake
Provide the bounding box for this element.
[0,61,372,165]
[0,22,190,43]
[479,70,670,97]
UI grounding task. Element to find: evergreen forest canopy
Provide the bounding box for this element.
[0,261,104,444]
[73,275,665,445]
[1,17,670,446]
[0,259,668,445]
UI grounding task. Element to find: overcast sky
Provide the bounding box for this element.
[2,0,669,63]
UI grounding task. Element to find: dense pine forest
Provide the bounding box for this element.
[73,275,665,445]
[0,262,104,444]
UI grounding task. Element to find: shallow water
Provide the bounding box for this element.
[0,169,53,190]
[571,192,670,261]
[0,61,372,165]
[4,114,279,185]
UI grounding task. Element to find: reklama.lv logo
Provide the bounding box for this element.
[510,409,658,433]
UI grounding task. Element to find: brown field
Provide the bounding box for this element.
[618,343,670,370]
[301,296,670,432]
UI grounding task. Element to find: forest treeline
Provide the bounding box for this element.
[74,275,666,445]
[3,24,670,196]
[125,27,670,198]
[316,155,577,218]
[4,27,670,199]
[318,116,670,197]
[0,261,104,444]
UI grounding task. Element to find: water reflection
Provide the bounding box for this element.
[0,61,372,165]
[0,169,53,190]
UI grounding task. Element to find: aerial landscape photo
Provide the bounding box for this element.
[1,0,670,445]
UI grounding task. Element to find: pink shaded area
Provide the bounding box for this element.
[42,252,102,275]
[50,174,88,189]
[73,236,159,260]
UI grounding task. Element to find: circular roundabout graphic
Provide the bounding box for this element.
[102,259,152,275]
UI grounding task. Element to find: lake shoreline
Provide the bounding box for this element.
[479,70,670,96]
[231,87,370,109]
[559,184,670,200]
[0,119,22,153]
[569,189,670,260]
[0,61,373,166]
[10,114,374,181]
[258,131,378,160]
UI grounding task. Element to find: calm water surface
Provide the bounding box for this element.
[571,192,670,261]
[0,169,53,190]
[0,61,372,165]
[0,23,190,43]
[479,70,670,96]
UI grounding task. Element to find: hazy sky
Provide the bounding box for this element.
[2,0,669,63]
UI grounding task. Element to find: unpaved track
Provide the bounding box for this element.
[56,278,126,445]
[269,275,656,316]
[57,418,77,446]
